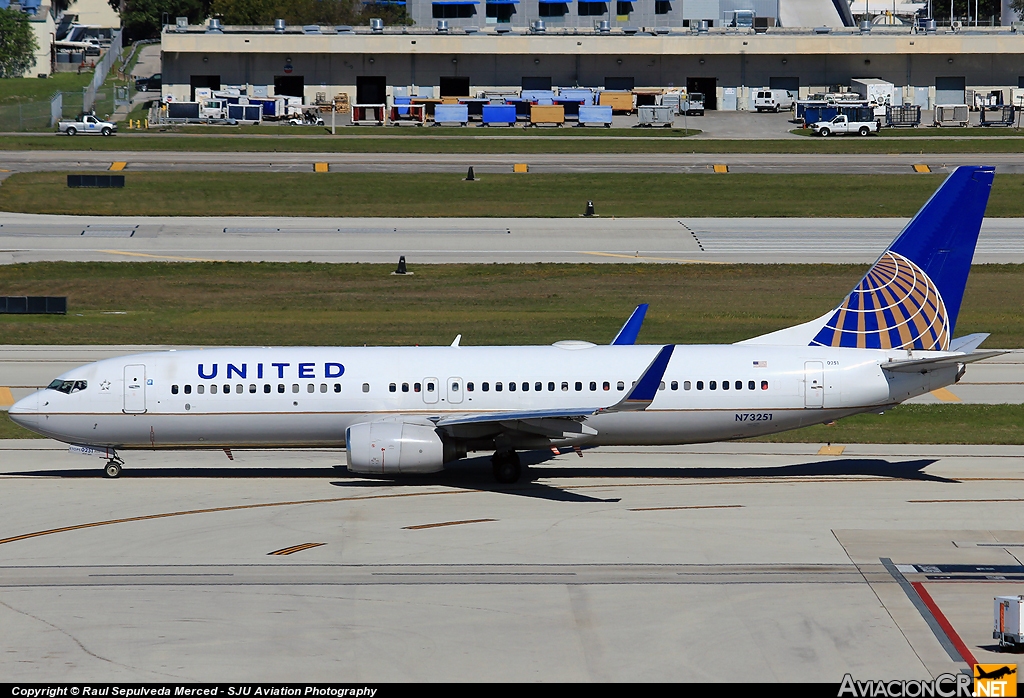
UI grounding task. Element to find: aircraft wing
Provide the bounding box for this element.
[434,344,675,428]
[881,350,1008,374]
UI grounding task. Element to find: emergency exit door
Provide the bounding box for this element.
[804,361,824,408]
[123,364,147,413]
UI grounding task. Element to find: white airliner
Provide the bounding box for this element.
[9,166,1002,483]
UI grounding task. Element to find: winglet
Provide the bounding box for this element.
[611,304,649,345]
[600,344,675,413]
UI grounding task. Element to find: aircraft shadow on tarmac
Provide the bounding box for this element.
[10,454,951,503]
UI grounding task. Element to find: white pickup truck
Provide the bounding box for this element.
[811,114,879,137]
[58,114,117,136]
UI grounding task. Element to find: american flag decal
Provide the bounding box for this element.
[753,361,767,368]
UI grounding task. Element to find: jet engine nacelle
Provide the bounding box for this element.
[346,421,459,475]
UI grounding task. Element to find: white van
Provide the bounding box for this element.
[754,89,796,112]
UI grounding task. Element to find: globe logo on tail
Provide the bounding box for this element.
[810,251,950,351]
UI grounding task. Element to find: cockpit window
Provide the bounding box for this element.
[47,379,87,394]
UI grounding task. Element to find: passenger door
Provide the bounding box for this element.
[123,364,147,413]
[804,361,824,408]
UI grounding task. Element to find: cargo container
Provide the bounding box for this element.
[637,105,674,127]
[433,104,469,126]
[994,596,1024,648]
[885,104,921,127]
[227,103,262,124]
[599,91,634,114]
[482,104,517,126]
[934,104,970,127]
[577,105,613,127]
[529,104,565,126]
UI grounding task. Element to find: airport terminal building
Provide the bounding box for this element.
[160,11,1024,111]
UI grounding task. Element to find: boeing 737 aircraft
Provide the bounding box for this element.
[9,166,1002,483]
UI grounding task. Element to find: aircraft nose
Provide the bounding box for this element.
[8,392,39,427]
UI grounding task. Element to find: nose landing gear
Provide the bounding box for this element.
[103,451,124,478]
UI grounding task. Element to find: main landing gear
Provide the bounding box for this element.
[491,450,521,484]
[103,451,124,478]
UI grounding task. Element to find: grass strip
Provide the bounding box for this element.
[2,134,1024,154]
[0,412,47,439]
[748,404,1024,445]
[0,262,1020,347]
[7,172,1024,218]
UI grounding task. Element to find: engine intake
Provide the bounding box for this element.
[346,421,461,475]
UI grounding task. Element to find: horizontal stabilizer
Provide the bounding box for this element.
[881,350,1007,374]
[948,333,990,354]
[611,304,649,345]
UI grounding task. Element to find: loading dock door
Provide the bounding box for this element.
[605,76,635,91]
[440,76,470,97]
[935,76,966,105]
[274,76,304,98]
[356,76,387,104]
[189,75,221,101]
[687,77,717,110]
[769,77,799,92]
[522,76,552,91]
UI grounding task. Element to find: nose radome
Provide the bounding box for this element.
[8,392,39,426]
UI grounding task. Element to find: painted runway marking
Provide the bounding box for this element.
[403,518,496,530]
[912,581,978,667]
[817,444,846,456]
[930,387,962,402]
[0,387,13,407]
[109,162,127,172]
[578,251,723,264]
[268,542,325,556]
[98,250,221,262]
[628,504,743,511]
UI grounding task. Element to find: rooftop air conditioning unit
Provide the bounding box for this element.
[697,19,709,34]
[370,18,384,33]
[274,19,285,33]
[496,25,512,34]
[859,19,871,33]
[436,19,449,33]
[532,19,546,33]
[336,25,353,33]
[622,26,638,34]
[303,25,321,34]
[175,16,188,32]
[207,18,223,33]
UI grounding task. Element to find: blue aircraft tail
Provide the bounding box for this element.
[808,165,994,351]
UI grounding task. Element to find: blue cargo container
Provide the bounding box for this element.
[521,90,556,104]
[578,105,613,127]
[482,104,517,126]
[433,104,469,126]
[559,89,595,105]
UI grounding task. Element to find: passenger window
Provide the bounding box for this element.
[389,383,397,393]
[414,383,421,392]
[548,382,555,391]
[562,382,569,391]
[617,381,624,391]
[522,382,529,391]
[362,383,370,393]
[535,382,542,391]
[211,384,218,394]
[496,382,503,392]
[452,382,460,392]
[249,384,256,394]
[709,381,717,390]
[278,384,285,393]
[236,384,243,394]
[172,385,179,394]
[185,385,192,395]
[735,381,742,390]
[334,383,342,393]
[482,382,489,392]
[197,384,204,394]
[671,381,678,390]
[659,381,665,390]
[683,381,691,390]
[426,382,435,392]
[696,381,702,390]
[320,383,327,393]
[402,383,410,392]
[761,381,769,390]
[575,381,582,391]
[603,381,610,391]
[224,384,230,394]
[722,381,729,391]
[508,382,516,392]
[264,384,271,393]
[748,381,755,390]
[590,381,596,391]
[292,384,299,393]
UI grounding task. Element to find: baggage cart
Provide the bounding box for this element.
[521,89,556,104]
[553,98,584,119]
[389,100,425,126]
[599,91,634,114]
[934,104,970,127]
[994,596,1024,648]
[637,104,674,127]
[980,105,1015,127]
[482,104,517,126]
[459,98,488,121]
[661,93,681,114]
[410,98,441,118]
[433,103,469,126]
[885,104,921,127]
[227,103,262,124]
[529,104,565,126]
[577,105,613,127]
[559,88,595,105]
[351,104,385,126]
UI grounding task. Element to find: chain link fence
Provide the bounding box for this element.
[0,89,99,132]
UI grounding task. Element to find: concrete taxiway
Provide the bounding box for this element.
[0,345,1019,409]
[4,150,1024,175]
[0,212,1021,264]
[2,439,1023,681]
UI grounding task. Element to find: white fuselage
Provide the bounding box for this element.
[10,343,957,452]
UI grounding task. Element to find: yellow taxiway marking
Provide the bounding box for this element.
[579,251,725,264]
[98,249,220,262]
[313,162,329,173]
[403,518,496,530]
[912,164,931,173]
[0,490,470,547]
[712,164,729,173]
[817,444,846,456]
[0,387,13,407]
[930,387,961,402]
[109,161,127,171]
[629,504,743,512]
[512,163,529,173]
[268,542,326,556]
